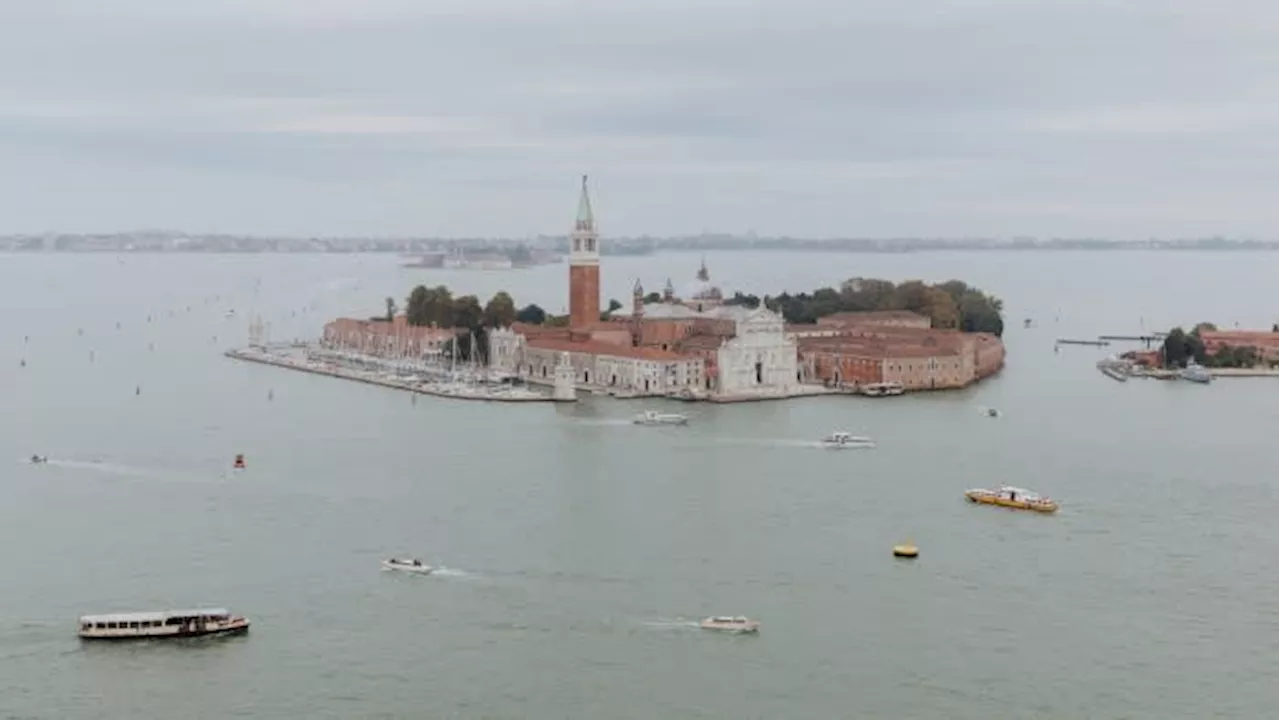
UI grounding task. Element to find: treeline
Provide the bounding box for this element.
[724,277,1005,336]
[1162,323,1276,369]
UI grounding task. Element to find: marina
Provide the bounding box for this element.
[224,347,558,403]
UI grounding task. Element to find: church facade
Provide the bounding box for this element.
[486,177,800,400]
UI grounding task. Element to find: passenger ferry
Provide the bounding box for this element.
[860,382,905,397]
[964,486,1059,514]
[699,616,760,634]
[78,608,250,640]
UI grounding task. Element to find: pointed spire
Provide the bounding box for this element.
[633,278,644,295]
[575,174,594,231]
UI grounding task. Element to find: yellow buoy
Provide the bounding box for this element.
[893,543,919,559]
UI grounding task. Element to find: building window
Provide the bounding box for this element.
[586,238,595,252]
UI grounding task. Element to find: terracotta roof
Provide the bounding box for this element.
[798,335,965,359]
[325,317,455,341]
[816,310,929,325]
[1199,330,1278,347]
[527,336,696,361]
[676,334,726,352]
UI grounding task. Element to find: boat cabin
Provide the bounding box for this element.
[78,608,244,639]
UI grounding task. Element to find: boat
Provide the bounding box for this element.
[232,454,246,470]
[860,382,905,397]
[224,310,236,318]
[633,410,689,426]
[29,454,48,464]
[699,616,760,634]
[78,608,249,640]
[820,431,875,449]
[381,558,433,574]
[964,486,1059,513]
[1179,362,1212,384]
[893,543,919,558]
[982,407,1001,418]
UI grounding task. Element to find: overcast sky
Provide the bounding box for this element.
[0,0,1274,238]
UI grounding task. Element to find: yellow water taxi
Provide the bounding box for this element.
[892,543,919,558]
[965,486,1059,514]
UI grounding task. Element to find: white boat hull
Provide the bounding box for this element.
[382,561,433,574]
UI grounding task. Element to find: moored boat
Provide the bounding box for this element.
[964,486,1059,513]
[1179,362,1212,384]
[633,410,689,426]
[232,453,246,470]
[860,382,905,397]
[382,558,433,574]
[78,608,249,640]
[820,431,875,449]
[699,616,760,633]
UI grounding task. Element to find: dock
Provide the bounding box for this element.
[1056,338,1110,347]
[225,348,557,403]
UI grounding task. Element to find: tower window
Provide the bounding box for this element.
[574,238,581,252]
[586,238,595,252]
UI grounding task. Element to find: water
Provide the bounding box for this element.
[0,251,1275,719]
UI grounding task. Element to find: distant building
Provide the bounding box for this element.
[487,177,797,399]
[322,316,455,359]
[794,323,1004,390]
[1197,330,1279,363]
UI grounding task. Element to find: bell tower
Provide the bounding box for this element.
[568,175,600,328]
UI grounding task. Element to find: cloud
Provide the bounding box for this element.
[0,0,1273,237]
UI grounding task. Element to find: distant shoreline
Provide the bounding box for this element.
[1,240,1275,255]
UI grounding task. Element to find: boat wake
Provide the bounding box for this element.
[428,566,474,579]
[25,458,152,477]
[638,618,701,632]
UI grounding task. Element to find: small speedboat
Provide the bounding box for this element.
[382,558,433,574]
[965,486,1058,514]
[232,454,246,470]
[982,407,1001,418]
[820,431,875,449]
[699,616,760,634]
[1179,362,1212,384]
[633,410,689,426]
[30,454,48,464]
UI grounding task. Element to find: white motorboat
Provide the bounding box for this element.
[860,382,905,397]
[699,616,760,634]
[633,410,689,426]
[1179,362,1212,384]
[382,558,433,574]
[29,454,48,464]
[78,608,249,640]
[820,432,875,449]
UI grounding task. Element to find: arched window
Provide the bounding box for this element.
[586,238,595,252]
[574,238,581,252]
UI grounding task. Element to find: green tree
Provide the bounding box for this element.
[1192,322,1217,335]
[515,303,547,325]
[385,297,397,322]
[885,280,931,313]
[724,292,761,309]
[407,285,455,327]
[921,287,960,329]
[545,314,571,327]
[601,298,623,319]
[405,285,430,325]
[451,295,484,330]
[839,277,896,311]
[1273,323,1278,333]
[483,291,517,328]
[1162,327,1189,367]
[957,290,1004,336]
[644,291,662,304]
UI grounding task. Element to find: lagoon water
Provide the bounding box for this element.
[0,250,1276,719]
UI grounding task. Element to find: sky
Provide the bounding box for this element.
[0,0,1274,238]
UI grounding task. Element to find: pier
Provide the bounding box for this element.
[1098,334,1165,347]
[1056,338,1110,347]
